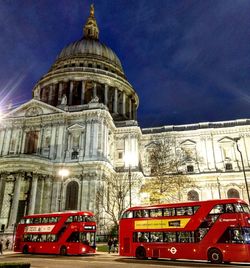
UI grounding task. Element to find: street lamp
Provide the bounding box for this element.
[58,169,69,211]
[233,138,250,204]
[124,152,137,207]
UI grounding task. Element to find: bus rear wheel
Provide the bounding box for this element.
[135,246,147,259]
[60,246,67,256]
[22,245,29,254]
[208,248,223,264]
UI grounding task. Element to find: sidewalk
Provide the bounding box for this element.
[0,249,16,255]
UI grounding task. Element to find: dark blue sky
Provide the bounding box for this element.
[1,0,250,128]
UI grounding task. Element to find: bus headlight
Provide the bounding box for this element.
[248,218,250,224]
[82,247,86,253]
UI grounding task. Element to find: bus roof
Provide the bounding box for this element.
[21,211,94,218]
[125,198,246,211]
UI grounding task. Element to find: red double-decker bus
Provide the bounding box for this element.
[14,211,96,255]
[119,198,250,263]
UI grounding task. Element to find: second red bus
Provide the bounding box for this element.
[14,211,96,255]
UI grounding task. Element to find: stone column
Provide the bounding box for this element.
[85,121,92,159]
[50,178,58,212]
[7,173,22,229]
[122,92,126,116]
[7,128,13,154]
[79,130,85,161]
[56,124,65,161]
[128,99,132,119]
[28,174,38,215]
[103,124,108,158]
[38,127,44,154]
[17,127,24,154]
[37,177,44,213]
[104,84,109,106]
[0,129,7,155]
[98,121,103,157]
[48,84,54,105]
[41,87,47,102]
[114,88,118,113]
[81,81,85,104]
[92,120,99,156]
[49,126,57,159]
[69,81,74,105]
[58,82,63,104]
[43,177,52,213]
[34,85,41,100]
[93,83,97,98]
[0,174,6,215]
[81,176,91,211]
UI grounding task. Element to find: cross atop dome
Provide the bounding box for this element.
[83,4,99,40]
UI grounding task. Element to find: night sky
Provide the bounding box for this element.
[1,0,250,128]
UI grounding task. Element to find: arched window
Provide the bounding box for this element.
[65,181,79,210]
[227,188,240,198]
[187,190,199,201]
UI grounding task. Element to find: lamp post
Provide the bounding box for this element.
[124,152,136,208]
[233,138,250,204]
[58,169,69,211]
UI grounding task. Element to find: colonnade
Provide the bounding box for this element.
[36,81,136,120]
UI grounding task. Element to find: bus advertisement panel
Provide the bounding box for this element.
[14,211,96,255]
[119,198,250,264]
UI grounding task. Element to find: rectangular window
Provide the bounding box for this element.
[225,163,233,170]
[209,204,224,214]
[187,165,194,173]
[122,211,133,219]
[150,209,163,217]
[163,208,176,216]
[133,232,150,242]
[118,152,123,159]
[163,232,176,243]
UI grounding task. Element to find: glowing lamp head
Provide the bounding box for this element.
[124,152,137,168]
[58,169,69,177]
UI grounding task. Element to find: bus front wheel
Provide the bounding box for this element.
[60,246,67,256]
[208,248,223,264]
[135,246,147,259]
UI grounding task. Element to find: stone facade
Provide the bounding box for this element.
[0,6,249,239]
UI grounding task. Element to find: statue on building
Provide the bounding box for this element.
[61,94,67,105]
[89,95,99,103]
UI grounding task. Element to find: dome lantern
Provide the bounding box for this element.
[83,4,99,40]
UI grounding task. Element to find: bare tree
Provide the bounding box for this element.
[96,172,141,233]
[141,138,197,203]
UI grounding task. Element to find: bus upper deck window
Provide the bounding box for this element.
[66,216,73,223]
[122,211,133,218]
[242,204,250,213]
[141,210,149,218]
[26,218,33,224]
[225,204,234,213]
[163,208,175,216]
[234,203,244,212]
[150,209,163,217]
[209,204,224,214]
[20,219,25,224]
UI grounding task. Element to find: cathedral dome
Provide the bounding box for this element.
[57,38,123,72]
[33,4,139,122]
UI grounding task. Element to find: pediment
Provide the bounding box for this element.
[180,139,196,146]
[67,123,85,131]
[218,136,234,144]
[2,99,65,118]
